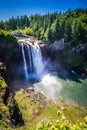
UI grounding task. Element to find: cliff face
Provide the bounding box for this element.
[0,35,24,129]
[0,37,23,82]
[46,39,87,76]
[0,76,24,129]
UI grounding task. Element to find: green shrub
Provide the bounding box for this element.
[0,30,16,41]
[18,28,34,36]
[0,120,11,130]
[23,28,34,35]
[0,76,7,90]
[36,111,87,130]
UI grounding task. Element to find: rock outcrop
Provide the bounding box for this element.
[0,75,24,129]
[46,39,87,76]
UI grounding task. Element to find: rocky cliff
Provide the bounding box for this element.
[0,33,24,129]
[46,39,87,77]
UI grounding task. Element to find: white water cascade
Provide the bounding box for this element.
[21,41,44,81]
[21,45,29,80]
[26,44,33,72]
[31,41,44,79]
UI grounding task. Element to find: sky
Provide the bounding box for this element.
[0,0,87,21]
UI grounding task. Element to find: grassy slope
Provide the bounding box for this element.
[14,89,87,130]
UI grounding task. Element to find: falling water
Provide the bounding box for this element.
[26,44,33,72]
[21,45,28,80]
[21,41,44,81]
[30,41,44,79]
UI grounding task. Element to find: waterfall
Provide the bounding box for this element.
[21,41,44,81]
[30,41,44,79]
[21,45,28,80]
[26,44,33,72]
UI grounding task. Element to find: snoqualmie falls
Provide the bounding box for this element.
[11,38,87,107]
[21,40,44,81]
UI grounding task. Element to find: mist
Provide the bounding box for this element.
[34,73,62,99]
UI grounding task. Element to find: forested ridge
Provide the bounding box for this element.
[0,8,87,44]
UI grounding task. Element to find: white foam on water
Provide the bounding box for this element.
[34,73,62,99]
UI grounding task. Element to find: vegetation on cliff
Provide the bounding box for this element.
[0,30,20,81]
[0,30,18,58]
[0,76,11,130]
[0,30,16,42]
[0,75,24,130]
